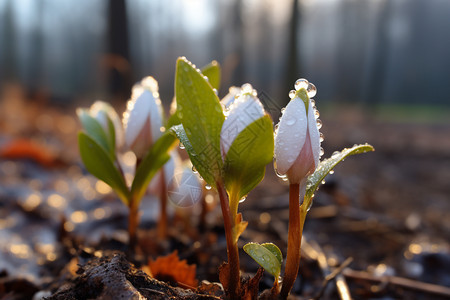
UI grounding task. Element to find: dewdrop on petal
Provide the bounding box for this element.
[274,79,321,185]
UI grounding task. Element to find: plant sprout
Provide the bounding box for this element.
[243,79,374,299]
[77,57,374,299]
[173,57,274,299]
[77,86,177,250]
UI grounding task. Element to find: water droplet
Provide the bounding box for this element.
[274,163,288,181]
[241,83,253,93]
[319,132,324,142]
[321,180,326,185]
[239,195,247,203]
[307,83,317,98]
[203,76,209,82]
[295,78,309,91]
[213,88,218,95]
[316,119,322,129]
[289,90,296,99]
[286,117,296,126]
[205,184,212,190]
[332,151,340,157]
[192,166,198,174]
[314,110,320,119]
[307,199,314,211]
[281,108,286,114]
[320,147,324,157]
[310,99,316,106]
[329,170,335,175]
[179,143,185,150]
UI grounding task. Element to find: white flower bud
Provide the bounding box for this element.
[220,85,265,160]
[220,86,242,109]
[123,76,164,158]
[274,81,321,184]
[90,101,123,148]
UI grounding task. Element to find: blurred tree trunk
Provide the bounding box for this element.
[231,0,244,85]
[364,0,392,106]
[107,0,131,100]
[285,0,300,103]
[2,0,16,80]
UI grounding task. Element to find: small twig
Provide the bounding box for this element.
[313,257,353,300]
[343,268,450,298]
[335,273,352,300]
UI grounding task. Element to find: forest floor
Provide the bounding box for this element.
[0,87,449,299]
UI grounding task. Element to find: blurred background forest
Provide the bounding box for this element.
[1,1,450,298]
[1,0,450,112]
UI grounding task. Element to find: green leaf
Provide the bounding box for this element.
[166,110,181,128]
[175,57,225,188]
[201,60,221,91]
[78,132,129,204]
[106,113,116,157]
[131,131,178,202]
[304,144,375,206]
[171,124,217,185]
[243,242,283,278]
[77,109,113,157]
[224,115,274,200]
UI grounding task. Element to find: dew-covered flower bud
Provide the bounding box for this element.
[89,101,124,148]
[220,86,242,109]
[274,79,322,184]
[220,84,265,160]
[123,76,164,159]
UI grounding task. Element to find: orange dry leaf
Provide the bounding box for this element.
[0,138,58,167]
[145,250,198,289]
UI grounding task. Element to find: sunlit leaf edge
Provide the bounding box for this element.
[305,144,375,204]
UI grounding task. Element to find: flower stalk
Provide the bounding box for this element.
[158,168,168,239]
[217,180,241,300]
[280,182,307,299]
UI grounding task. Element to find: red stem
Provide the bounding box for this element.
[217,180,241,300]
[280,183,303,299]
[128,198,139,252]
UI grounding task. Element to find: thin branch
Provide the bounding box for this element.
[343,268,450,298]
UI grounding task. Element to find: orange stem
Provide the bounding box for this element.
[217,180,241,300]
[280,183,304,299]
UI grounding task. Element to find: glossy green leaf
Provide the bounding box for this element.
[243,242,283,278]
[223,115,274,201]
[201,60,221,91]
[175,57,225,188]
[106,113,116,157]
[78,132,129,204]
[131,131,178,202]
[170,124,217,187]
[77,109,113,157]
[166,110,181,128]
[304,144,375,207]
